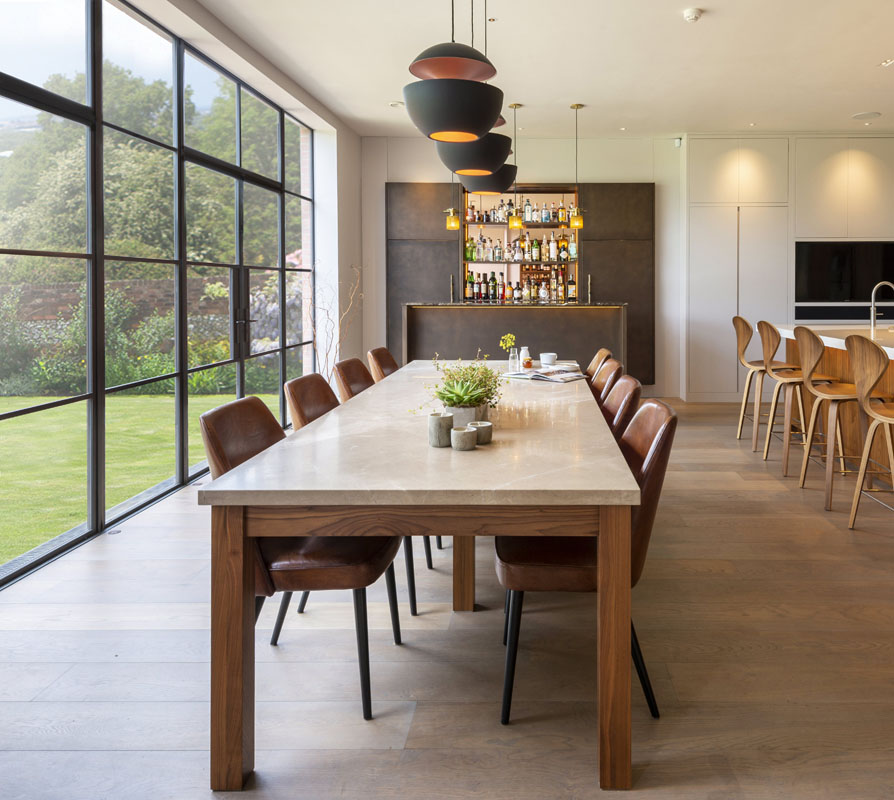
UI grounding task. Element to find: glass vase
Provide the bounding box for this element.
[507,347,520,373]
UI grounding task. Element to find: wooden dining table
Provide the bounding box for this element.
[198,360,641,791]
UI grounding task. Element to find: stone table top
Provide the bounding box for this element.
[198,360,641,507]
[775,324,894,359]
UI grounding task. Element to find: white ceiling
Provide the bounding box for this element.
[196,0,894,138]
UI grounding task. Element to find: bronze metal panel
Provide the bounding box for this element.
[578,183,655,241]
[386,183,462,241]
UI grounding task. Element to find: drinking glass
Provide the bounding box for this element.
[507,347,520,373]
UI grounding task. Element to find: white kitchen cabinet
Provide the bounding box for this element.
[737,206,789,391]
[738,139,789,204]
[689,139,739,204]
[688,206,739,395]
[794,138,848,237]
[847,138,894,237]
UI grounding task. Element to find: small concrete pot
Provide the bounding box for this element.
[450,426,478,451]
[428,412,453,447]
[444,404,487,428]
[468,420,493,444]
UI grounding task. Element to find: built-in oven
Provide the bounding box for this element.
[795,242,894,322]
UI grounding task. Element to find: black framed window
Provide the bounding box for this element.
[0,0,315,582]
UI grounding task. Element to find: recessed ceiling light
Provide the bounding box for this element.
[852,111,881,120]
[880,58,894,67]
[488,17,496,22]
[865,122,873,126]
[748,122,756,127]
[619,127,627,131]
[389,100,404,108]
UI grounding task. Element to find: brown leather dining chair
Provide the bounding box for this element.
[585,347,612,380]
[368,347,400,383]
[200,396,402,720]
[496,399,678,725]
[845,334,894,529]
[600,374,642,439]
[591,357,623,404]
[332,358,436,610]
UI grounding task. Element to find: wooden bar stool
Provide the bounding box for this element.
[845,335,894,529]
[732,316,797,451]
[794,326,851,511]
[758,321,836,476]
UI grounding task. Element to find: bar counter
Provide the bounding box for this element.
[403,302,627,369]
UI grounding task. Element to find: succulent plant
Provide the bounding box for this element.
[434,378,490,409]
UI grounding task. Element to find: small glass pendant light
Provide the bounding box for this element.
[570,104,584,229]
[444,207,461,230]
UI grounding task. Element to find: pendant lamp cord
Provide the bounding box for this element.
[471,0,474,49]
[575,106,579,185]
[451,0,455,42]
[484,0,487,55]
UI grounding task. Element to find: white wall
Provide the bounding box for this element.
[360,136,684,399]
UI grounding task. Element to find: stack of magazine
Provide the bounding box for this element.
[504,362,588,383]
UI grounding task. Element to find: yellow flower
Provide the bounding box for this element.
[499,333,516,352]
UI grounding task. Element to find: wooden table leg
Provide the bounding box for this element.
[597,505,632,790]
[452,535,476,611]
[210,506,255,791]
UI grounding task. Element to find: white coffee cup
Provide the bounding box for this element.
[540,352,557,366]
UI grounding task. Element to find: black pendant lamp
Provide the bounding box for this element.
[436,132,511,175]
[460,162,517,196]
[409,1,495,80]
[403,79,502,143]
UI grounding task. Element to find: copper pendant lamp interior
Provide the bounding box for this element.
[460,162,517,195]
[492,114,506,127]
[409,41,496,81]
[436,132,511,176]
[403,78,503,143]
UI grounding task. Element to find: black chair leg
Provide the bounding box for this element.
[436,536,443,549]
[423,536,434,570]
[297,590,309,613]
[385,563,401,645]
[631,621,659,719]
[269,591,292,646]
[254,595,266,624]
[403,536,418,616]
[502,589,510,645]
[352,588,372,720]
[501,590,524,725]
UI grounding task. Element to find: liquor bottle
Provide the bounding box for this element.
[532,237,540,261]
[541,237,548,261]
[493,237,502,262]
[557,200,567,224]
[524,198,532,222]
[531,201,539,222]
[464,236,473,261]
[550,202,557,223]
[473,273,480,302]
[549,269,557,303]
[489,271,497,304]
[522,279,531,304]
[568,236,578,260]
[507,198,514,220]
[557,267,565,303]
[514,281,522,303]
[465,271,474,303]
[497,272,504,303]
[567,269,577,302]
[558,231,568,261]
[505,279,513,303]
[467,204,475,223]
[539,281,549,304]
[541,203,550,223]
[524,232,532,261]
[548,231,557,261]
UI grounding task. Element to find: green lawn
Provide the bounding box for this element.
[0,393,279,564]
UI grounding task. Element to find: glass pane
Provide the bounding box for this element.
[102,1,174,144]
[105,261,175,386]
[184,53,236,164]
[104,129,175,258]
[0,402,87,564]
[105,382,176,516]
[185,162,236,264]
[187,265,231,368]
[245,352,280,421]
[0,1,87,104]
[285,195,312,269]
[284,116,311,196]
[248,269,280,354]
[285,343,314,382]
[243,183,279,267]
[188,362,237,471]
[240,89,278,179]
[0,255,87,412]
[285,271,312,345]
[0,97,88,253]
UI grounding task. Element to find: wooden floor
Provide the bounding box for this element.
[1,402,893,799]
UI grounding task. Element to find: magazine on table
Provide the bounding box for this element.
[504,362,587,383]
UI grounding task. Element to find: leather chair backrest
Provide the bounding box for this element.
[592,358,623,404]
[199,396,285,597]
[618,399,678,588]
[585,347,612,378]
[601,374,642,438]
[285,373,339,430]
[732,316,754,369]
[334,358,375,402]
[368,347,399,382]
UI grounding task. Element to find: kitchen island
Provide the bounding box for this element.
[403,303,627,372]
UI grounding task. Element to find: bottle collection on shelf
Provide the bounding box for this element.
[466,197,579,225]
[464,267,577,305]
[465,229,578,264]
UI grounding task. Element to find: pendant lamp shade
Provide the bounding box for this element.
[436,133,511,176]
[493,114,506,127]
[403,79,503,143]
[460,163,517,196]
[409,42,496,81]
